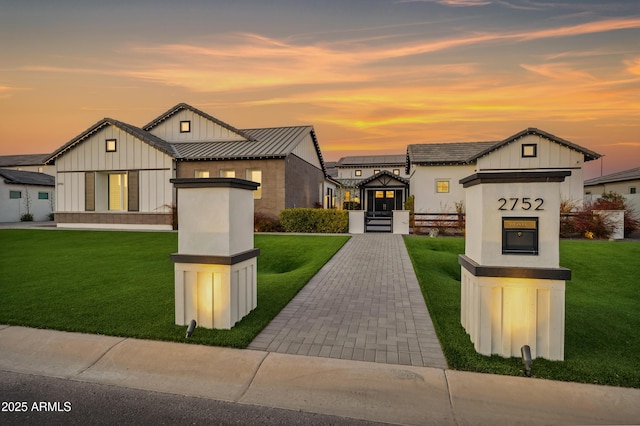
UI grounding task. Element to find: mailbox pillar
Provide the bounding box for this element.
[170,178,260,330]
[458,171,571,360]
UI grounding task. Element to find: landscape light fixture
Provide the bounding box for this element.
[521,345,532,377]
[186,319,197,338]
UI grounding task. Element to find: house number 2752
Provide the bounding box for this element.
[498,197,544,211]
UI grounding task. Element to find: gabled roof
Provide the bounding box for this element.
[142,103,256,141]
[337,154,406,167]
[45,118,176,164]
[0,168,55,186]
[468,128,601,163]
[406,128,601,172]
[0,154,50,167]
[358,169,409,187]
[584,167,640,186]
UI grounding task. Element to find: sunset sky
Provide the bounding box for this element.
[1,0,638,178]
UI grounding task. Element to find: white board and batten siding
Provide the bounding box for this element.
[292,132,323,169]
[55,124,174,213]
[148,109,246,142]
[476,134,585,204]
[411,164,475,213]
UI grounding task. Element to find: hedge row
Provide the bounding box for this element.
[279,208,348,233]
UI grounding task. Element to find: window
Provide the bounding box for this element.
[10,190,21,199]
[344,191,351,202]
[108,173,128,211]
[247,169,262,199]
[38,167,44,173]
[38,192,49,200]
[393,169,400,175]
[522,144,537,158]
[436,180,450,193]
[375,191,384,199]
[106,139,117,152]
[374,169,380,174]
[220,169,236,178]
[631,187,637,194]
[180,121,191,133]
[195,170,210,178]
[355,170,362,177]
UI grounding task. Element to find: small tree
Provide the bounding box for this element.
[20,188,33,221]
[592,191,640,237]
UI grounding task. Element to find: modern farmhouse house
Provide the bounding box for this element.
[45,103,328,229]
[407,128,601,214]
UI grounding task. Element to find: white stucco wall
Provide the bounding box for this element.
[0,182,54,222]
[410,164,475,213]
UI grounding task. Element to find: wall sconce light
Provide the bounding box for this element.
[521,345,532,377]
[186,319,197,338]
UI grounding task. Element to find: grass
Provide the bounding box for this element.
[403,236,640,388]
[0,229,349,348]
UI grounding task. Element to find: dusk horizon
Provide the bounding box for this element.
[2,0,639,180]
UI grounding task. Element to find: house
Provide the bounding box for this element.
[44,103,329,230]
[332,154,410,211]
[0,154,54,175]
[407,128,601,214]
[0,168,55,222]
[584,167,640,212]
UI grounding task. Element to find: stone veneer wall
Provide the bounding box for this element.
[285,154,325,209]
[55,212,173,226]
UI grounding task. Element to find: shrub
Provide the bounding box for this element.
[592,191,640,237]
[254,213,283,232]
[280,208,348,233]
[20,213,34,222]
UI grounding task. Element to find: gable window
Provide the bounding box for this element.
[522,144,537,158]
[108,173,128,211]
[247,169,262,199]
[631,187,637,194]
[10,190,21,199]
[393,169,400,175]
[355,170,362,177]
[374,169,380,174]
[436,180,450,193]
[38,192,49,200]
[180,121,191,133]
[195,170,210,178]
[106,139,117,152]
[220,169,236,178]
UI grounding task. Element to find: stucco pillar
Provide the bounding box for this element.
[349,210,365,234]
[458,171,571,360]
[170,178,260,329]
[393,210,410,234]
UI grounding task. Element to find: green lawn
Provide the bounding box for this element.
[404,236,640,388]
[0,230,349,348]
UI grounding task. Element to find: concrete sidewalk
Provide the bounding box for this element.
[1,326,638,425]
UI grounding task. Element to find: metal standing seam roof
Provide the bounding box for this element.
[336,154,407,167]
[0,168,55,186]
[584,167,640,186]
[170,126,315,160]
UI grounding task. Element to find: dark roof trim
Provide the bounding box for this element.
[171,248,260,266]
[469,128,601,163]
[460,171,571,188]
[170,177,260,190]
[45,118,177,165]
[584,167,640,186]
[358,169,409,187]
[0,168,55,186]
[142,103,256,142]
[459,255,571,280]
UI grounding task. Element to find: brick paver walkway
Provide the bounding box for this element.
[248,234,447,368]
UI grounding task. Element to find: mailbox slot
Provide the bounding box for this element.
[502,217,538,255]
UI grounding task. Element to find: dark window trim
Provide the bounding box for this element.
[38,192,49,200]
[10,190,22,199]
[522,143,537,158]
[106,139,117,152]
[180,120,191,133]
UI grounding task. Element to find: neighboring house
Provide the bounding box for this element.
[584,167,640,212]
[332,154,410,211]
[44,103,328,229]
[0,154,54,175]
[0,168,55,222]
[407,128,601,214]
